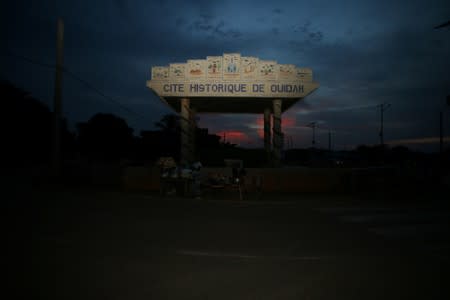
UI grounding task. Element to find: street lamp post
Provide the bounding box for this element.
[306,122,316,147]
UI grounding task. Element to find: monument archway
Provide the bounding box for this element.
[147,53,319,167]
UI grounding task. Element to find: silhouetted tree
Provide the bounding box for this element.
[195,127,221,149]
[136,129,179,162]
[388,146,411,165]
[1,80,74,166]
[154,114,180,133]
[77,113,133,161]
[356,144,387,166]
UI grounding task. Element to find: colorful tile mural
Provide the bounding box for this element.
[151,54,313,83]
[241,56,258,80]
[223,53,241,80]
[258,60,277,80]
[278,64,296,80]
[206,56,223,79]
[169,63,186,80]
[151,66,169,80]
[187,59,207,79]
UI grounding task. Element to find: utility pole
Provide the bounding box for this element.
[438,95,450,155]
[440,111,443,154]
[289,136,293,149]
[328,130,332,152]
[52,18,64,178]
[378,103,390,146]
[307,122,316,147]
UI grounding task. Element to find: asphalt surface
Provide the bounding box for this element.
[7,185,450,299]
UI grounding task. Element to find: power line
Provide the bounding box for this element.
[63,69,146,119]
[2,50,56,69]
[302,122,337,150]
[1,50,146,121]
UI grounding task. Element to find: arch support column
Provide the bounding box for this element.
[180,98,192,165]
[272,99,283,167]
[264,108,272,162]
[190,107,197,162]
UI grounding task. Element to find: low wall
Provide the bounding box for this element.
[122,166,352,193]
[122,166,161,190]
[256,167,348,193]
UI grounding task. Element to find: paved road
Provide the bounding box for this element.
[7,187,450,299]
[314,202,450,263]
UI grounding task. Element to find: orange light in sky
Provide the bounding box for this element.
[216,130,249,144]
[255,116,296,138]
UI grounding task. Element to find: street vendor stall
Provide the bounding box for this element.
[157,157,194,197]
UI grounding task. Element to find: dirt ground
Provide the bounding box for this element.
[6,183,450,299]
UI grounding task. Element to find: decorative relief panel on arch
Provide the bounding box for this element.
[223,53,241,80]
[278,64,296,80]
[148,54,318,99]
[257,60,277,81]
[206,56,223,79]
[241,56,258,80]
[151,66,169,80]
[186,60,207,80]
[170,63,186,80]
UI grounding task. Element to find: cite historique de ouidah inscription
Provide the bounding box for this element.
[147,53,318,98]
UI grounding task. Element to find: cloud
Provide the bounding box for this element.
[291,21,324,44]
[253,115,296,138]
[189,13,215,32]
[114,0,130,21]
[296,103,378,115]
[216,130,250,145]
[175,17,187,27]
[387,136,450,145]
[292,21,310,33]
[3,0,450,150]
[184,14,244,40]
[256,16,266,23]
[272,8,283,14]
[290,26,449,145]
[288,21,324,49]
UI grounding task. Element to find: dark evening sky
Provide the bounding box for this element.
[1,0,449,151]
